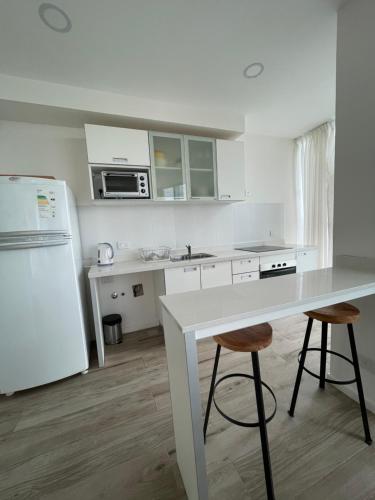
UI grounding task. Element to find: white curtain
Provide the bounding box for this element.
[295,121,335,268]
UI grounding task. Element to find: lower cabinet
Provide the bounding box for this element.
[296,249,319,273]
[232,271,260,283]
[163,250,319,295]
[164,265,201,294]
[201,261,232,289]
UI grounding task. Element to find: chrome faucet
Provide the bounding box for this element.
[186,244,192,259]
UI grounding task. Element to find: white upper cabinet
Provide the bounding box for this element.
[216,139,245,201]
[84,125,246,203]
[85,124,150,166]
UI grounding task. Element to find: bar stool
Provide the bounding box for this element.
[203,323,277,500]
[288,302,372,445]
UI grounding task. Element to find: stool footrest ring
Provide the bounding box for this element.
[213,373,277,428]
[298,348,357,385]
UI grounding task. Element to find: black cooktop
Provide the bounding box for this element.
[235,245,292,253]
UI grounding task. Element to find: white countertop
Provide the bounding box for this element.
[88,244,315,279]
[160,257,375,337]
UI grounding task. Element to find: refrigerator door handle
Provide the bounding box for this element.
[0,239,70,250]
[0,230,69,238]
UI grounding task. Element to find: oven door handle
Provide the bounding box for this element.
[260,266,297,279]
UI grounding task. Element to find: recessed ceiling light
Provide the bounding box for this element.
[38,3,72,33]
[243,63,264,79]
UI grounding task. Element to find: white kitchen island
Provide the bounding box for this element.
[160,257,375,500]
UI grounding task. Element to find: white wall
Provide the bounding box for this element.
[331,0,375,411]
[241,133,296,243]
[0,120,294,332]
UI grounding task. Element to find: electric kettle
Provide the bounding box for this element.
[97,242,114,266]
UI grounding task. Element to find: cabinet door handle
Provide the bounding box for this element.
[220,194,231,199]
[203,264,216,270]
[184,266,197,272]
[112,157,129,163]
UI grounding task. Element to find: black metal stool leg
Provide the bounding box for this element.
[289,318,313,417]
[347,324,372,445]
[203,344,221,443]
[319,322,328,389]
[252,352,275,500]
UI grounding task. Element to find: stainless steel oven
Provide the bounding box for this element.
[260,258,297,279]
[101,170,150,198]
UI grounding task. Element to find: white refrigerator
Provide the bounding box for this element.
[0,176,89,395]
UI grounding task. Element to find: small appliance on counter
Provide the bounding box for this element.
[97,242,114,266]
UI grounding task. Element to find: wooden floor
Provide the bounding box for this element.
[1,315,375,499]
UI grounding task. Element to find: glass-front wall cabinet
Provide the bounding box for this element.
[149,132,187,200]
[185,136,216,199]
[150,132,217,201]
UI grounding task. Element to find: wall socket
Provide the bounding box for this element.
[117,241,129,250]
[132,284,144,297]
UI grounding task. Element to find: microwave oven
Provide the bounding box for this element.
[101,170,150,198]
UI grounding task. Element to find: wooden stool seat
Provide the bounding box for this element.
[304,302,360,324]
[213,323,272,352]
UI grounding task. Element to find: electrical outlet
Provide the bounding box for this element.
[132,284,144,297]
[117,241,129,250]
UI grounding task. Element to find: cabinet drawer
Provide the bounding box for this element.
[201,261,232,289]
[233,271,260,284]
[85,124,150,166]
[164,265,201,294]
[232,257,259,274]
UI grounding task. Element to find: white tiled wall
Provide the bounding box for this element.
[78,202,284,262]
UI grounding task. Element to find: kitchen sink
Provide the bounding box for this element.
[170,253,215,262]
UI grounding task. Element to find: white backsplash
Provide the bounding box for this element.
[78,201,284,263]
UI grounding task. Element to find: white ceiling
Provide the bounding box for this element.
[0,0,342,137]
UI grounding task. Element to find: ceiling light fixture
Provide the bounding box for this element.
[243,62,264,79]
[38,3,72,33]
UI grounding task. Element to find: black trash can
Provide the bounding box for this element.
[102,314,123,345]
